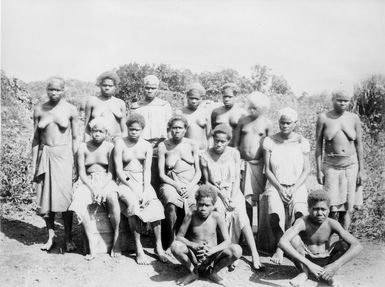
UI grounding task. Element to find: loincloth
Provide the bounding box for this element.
[323,154,362,211]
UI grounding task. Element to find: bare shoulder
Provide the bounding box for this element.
[317,111,328,122]
[211,106,224,115]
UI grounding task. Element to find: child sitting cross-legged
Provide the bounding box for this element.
[171,185,242,287]
[278,190,362,287]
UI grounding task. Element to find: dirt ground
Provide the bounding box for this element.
[1,209,384,287]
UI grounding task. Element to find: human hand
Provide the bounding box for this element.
[196,243,209,262]
[320,263,339,282]
[317,170,324,185]
[278,187,291,205]
[356,171,362,186]
[307,262,325,279]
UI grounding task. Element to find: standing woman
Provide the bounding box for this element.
[84,71,127,141]
[263,107,310,264]
[158,115,201,248]
[32,77,79,252]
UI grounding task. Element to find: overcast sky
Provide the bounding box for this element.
[2,0,385,95]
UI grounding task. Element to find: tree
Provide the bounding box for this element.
[270,74,291,95]
[250,64,272,92]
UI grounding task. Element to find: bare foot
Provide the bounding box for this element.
[270,248,284,265]
[136,250,150,265]
[251,253,264,271]
[110,248,121,258]
[176,273,199,286]
[85,254,96,261]
[228,259,240,272]
[154,247,168,263]
[41,237,55,251]
[289,272,308,287]
[65,240,77,252]
[328,278,342,287]
[207,272,228,287]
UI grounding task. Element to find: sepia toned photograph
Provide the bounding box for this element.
[1,0,384,286]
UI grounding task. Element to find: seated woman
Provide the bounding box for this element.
[69,117,121,260]
[158,115,201,248]
[263,107,310,265]
[200,123,263,271]
[114,113,167,265]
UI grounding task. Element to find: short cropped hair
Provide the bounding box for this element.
[96,71,120,87]
[168,114,188,129]
[126,113,146,129]
[307,190,330,207]
[195,184,217,204]
[186,82,206,97]
[212,123,232,140]
[89,117,109,132]
[46,77,65,89]
[221,83,240,96]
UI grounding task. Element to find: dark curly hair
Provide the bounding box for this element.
[307,189,330,207]
[195,184,217,204]
[168,114,188,129]
[126,113,146,129]
[96,71,120,87]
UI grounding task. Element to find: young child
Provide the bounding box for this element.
[69,117,121,260]
[171,185,242,286]
[278,190,362,287]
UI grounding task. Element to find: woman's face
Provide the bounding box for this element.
[222,89,235,109]
[100,78,116,97]
[143,84,158,100]
[170,120,186,141]
[91,125,107,143]
[213,132,229,154]
[47,81,64,103]
[279,115,296,135]
[332,94,351,113]
[187,90,201,110]
[127,122,143,141]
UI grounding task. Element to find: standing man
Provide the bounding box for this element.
[177,82,211,152]
[316,89,364,230]
[211,83,247,146]
[131,75,173,189]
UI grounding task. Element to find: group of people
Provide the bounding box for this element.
[32,71,363,287]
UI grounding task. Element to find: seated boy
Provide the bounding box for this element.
[171,185,242,286]
[278,190,362,287]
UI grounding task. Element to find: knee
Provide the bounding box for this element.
[170,241,187,256]
[165,204,177,216]
[226,244,242,259]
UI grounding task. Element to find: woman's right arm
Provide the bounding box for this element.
[77,144,94,193]
[315,114,325,185]
[113,140,132,187]
[158,143,181,191]
[83,97,92,142]
[264,148,290,204]
[31,107,41,180]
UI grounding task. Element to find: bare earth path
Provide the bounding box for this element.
[1,211,384,287]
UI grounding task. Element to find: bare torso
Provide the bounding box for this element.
[212,105,246,130]
[163,138,195,171]
[188,211,219,249]
[320,111,357,156]
[88,96,125,137]
[181,107,209,150]
[35,100,75,146]
[84,141,113,174]
[121,138,149,169]
[301,217,335,255]
[238,115,271,161]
